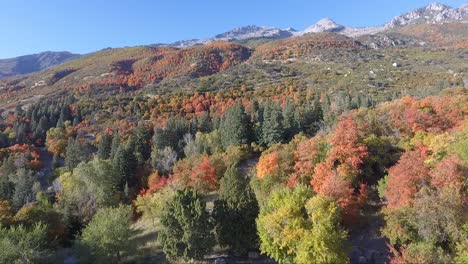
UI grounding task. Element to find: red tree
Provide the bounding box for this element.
[385,147,430,209]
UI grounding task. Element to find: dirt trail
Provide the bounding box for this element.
[349,202,391,264]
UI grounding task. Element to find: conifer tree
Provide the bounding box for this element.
[213,166,258,253]
[159,189,214,260]
[220,102,252,148]
[261,101,284,147]
[97,133,112,160]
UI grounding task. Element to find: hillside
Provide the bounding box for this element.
[0,51,80,79]
[0,2,467,263]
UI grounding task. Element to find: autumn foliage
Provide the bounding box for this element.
[384,147,430,209]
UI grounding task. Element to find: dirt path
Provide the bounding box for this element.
[37,147,53,187]
[349,202,391,264]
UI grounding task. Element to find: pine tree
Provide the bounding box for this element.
[97,133,112,160]
[261,101,284,147]
[283,99,299,141]
[213,166,259,253]
[197,113,212,133]
[65,137,82,171]
[134,126,152,162]
[159,189,214,260]
[109,132,120,159]
[219,102,252,148]
[113,147,138,190]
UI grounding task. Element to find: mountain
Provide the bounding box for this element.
[385,2,468,28]
[301,18,385,37]
[154,25,297,48]
[0,51,80,79]
[156,2,468,48]
[300,3,468,37]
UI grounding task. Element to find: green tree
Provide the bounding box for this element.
[159,189,214,261]
[213,166,259,254]
[153,117,189,155]
[97,133,112,160]
[10,169,38,210]
[261,101,284,147]
[256,186,349,264]
[0,223,48,264]
[282,99,299,141]
[78,205,135,262]
[109,132,120,159]
[14,203,67,246]
[113,147,137,189]
[219,102,252,148]
[134,126,152,163]
[57,159,121,222]
[65,137,82,171]
[295,196,349,264]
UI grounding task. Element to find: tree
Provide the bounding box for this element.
[172,155,226,193]
[295,196,349,264]
[151,146,178,175]
[56,159,121,222]
[97,132,112,160]
[219,102,252,148]
[153,117,190,155]
[0,200,14,226]
[282,99,299,141]
[256,186,312,263]
[45,127,68,156]
[134,125,152,163]
[109,132,120,159]
[10,168,38,210]
[384,148,429,209]
[0,223,48,263]
[213,166,258,253]
[256,186,349,264]
[78,205,135,262]
[65,137,82,171]
[14,203,67,246]
[113,147,138,190]
[261,101,284,146]
[158,189,214,261]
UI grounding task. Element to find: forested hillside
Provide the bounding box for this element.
[0,3,467,264]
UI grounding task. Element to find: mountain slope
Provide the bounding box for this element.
[0,51,80,79]
[155,25,297,48]
[0,42,251,109]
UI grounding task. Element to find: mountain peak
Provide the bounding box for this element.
[214,25,295,40]
[385,2,467,28]
[303,18,345,33]
[425,2,449,11]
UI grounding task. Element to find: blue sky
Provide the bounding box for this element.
[1,0,466,58]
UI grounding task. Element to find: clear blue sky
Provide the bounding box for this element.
[1,0,466,58]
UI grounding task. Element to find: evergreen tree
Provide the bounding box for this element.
[153,117,190,155]
[219,102,252,148]
[159,189,214,260]
[213,166,259,254]
[10,169,38,209]
[113,147,137,190]
[97,133,112,160]
[134,126,152,162]
[109,132,120,159]
[197,113,212,133]
[0,223,48,263]
[65,137,82,171]
[282,99,299,141]
[261,101,284,147]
